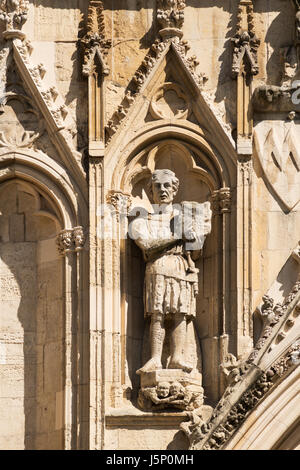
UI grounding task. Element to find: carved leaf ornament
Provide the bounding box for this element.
[0,92,44,148]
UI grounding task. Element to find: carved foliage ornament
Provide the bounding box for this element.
[248,282,300,363]
[81,1,111,76]
[187,336,300,450]
[201,339,300,450]
[183,270,300,449]
[106,190,132,215]
[13,41,71,131]
[157,0,186,38]
[0,0,28,32]
[0,92,44,148]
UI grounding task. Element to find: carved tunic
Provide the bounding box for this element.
[131,209,200,318]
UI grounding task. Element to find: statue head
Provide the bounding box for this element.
[169,381,184,397]
[149,169,179,205]
[157,381,170,398]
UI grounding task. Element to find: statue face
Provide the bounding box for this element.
[170,383,182,395]
[151,173,175,205]
[157,383,170,398]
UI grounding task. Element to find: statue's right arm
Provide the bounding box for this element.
[130,217,177,253]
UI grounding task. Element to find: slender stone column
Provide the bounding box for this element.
[56,227,86,449]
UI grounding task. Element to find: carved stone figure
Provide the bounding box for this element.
[130,169,211,379]
[138,379,205,412]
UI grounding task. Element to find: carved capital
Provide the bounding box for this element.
[211,188,232,215]
[239,159,253,183]
[73,226,85,252]
[157,0,186,40]
[0,0,29,38]
[56,227,86,256]
[81,0,111,76]
[56,229,74,256]
[106,190,132,216]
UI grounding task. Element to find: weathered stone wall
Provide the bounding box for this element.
[0,0,299,450]
[0,182,63,449]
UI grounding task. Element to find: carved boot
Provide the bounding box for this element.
[169,314,193,373]
[136,315,165,375]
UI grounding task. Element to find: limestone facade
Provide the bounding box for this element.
[0,0,299,450]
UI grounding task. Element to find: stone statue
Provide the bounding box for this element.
[129,169,211,379]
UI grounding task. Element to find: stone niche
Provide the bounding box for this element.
[0,179,64,450]
[105,133,234,449]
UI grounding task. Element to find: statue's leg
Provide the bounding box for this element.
[136,313,165,375]
[169,313,192,373]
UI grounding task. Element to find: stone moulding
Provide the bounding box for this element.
[105,39,207,145]
[104,0,210,145]
[197,339,300,450]
[10,38,87,197]
[105,410,188,428]
[183,270,300,450]
[0,9,87,194]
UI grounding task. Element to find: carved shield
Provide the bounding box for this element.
[254,122,300,212]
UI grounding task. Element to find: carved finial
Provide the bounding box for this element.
[0,0,29,39]
[81,0,111,76]
[231,0,260,77]
[157,0,186,41]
